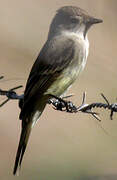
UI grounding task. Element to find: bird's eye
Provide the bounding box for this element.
[71,18,79,23]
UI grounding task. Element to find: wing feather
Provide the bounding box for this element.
[20,37,75,119]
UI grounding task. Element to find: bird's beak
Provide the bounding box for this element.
[83,16,103,38]
[90,17,103,24]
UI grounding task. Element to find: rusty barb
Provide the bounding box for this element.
[0,76,117,121]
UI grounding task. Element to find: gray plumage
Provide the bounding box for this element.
[13,6,102,175]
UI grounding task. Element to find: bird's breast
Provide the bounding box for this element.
[70,33,89,76]
[45,33,89,97]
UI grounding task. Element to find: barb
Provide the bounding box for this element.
[0,76,23,107]
[0,76,117,122]
[78,94,117,120]
[49,92,117,121]
[101,93,110,105]
[0,99,9,107]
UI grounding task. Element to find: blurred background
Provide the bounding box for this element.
[0,0,117,179]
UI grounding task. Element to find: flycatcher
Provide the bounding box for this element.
[13,6,103,175]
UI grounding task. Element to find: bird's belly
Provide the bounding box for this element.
[45,61,84,97]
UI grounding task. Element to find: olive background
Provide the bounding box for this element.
[0,0,117,179]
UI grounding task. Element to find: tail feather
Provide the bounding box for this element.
[13,122,31,175]
[13,96,48,175]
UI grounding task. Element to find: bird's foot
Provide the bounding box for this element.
[49,92,101,121]
[48,94,77,113]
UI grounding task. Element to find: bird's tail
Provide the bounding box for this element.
[13,95,48,175]
[13,121,32,175]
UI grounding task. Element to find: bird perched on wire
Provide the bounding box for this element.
[13,6,103,175]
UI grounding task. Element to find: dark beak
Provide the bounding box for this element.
[83,16,103,38]
[90,17,103,24]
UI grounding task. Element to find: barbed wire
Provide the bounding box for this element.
[0,76,117,121]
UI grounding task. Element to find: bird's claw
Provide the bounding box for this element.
[49,93,101,121]
[49,94,77,113]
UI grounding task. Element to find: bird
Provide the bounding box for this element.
[13,6,103,175]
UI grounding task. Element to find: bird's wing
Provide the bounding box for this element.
[19,37,75,119]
